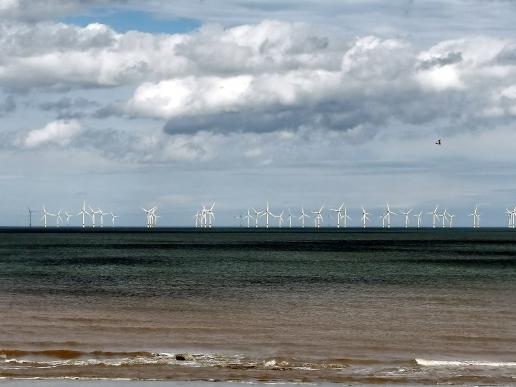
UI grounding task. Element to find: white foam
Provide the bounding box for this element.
[416,358,516,368]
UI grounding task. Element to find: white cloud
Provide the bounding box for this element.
[24,119,81,148]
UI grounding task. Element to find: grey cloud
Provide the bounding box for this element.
[418,51,463,70]
[0,95,16,115]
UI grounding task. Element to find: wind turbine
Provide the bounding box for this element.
[243,209,253,228]
[234,214,244,227]
[448,212,455,227]
[342,206,351,228]
[469,205,480,228]
[98,209,109,228]
[287,209,293,228]
[251,208,261,228]
[401,209,412,228]
[261,201,274,229]
[56,210,64,227]
[41,206,56,228]
[89,206,100,228]
[506,209,513,228]
[63,211,73,226]
[27,208,37,228]
[413,211,423,228]
[427,205,439,228]
[206,202,215,228]
[299,208,310,228]
[384,202,397,228]
[77,201,89,228]
[361,206,370,228]
[330,203,344,228]
[110,212,118,227]
[312,205,324,228]
[440,209,449,228]
[142,207,156,228]
[274,211,284,228]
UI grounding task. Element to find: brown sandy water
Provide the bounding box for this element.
[0,229,515,384]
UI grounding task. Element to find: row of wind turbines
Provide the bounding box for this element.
[234,202,483,229]
[27,200,511,228]
[32,202,119,228]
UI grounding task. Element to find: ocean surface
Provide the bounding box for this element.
[0,228,515,385]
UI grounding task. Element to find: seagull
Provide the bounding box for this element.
[435,139,442,145]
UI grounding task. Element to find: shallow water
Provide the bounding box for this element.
[0,228,515,384]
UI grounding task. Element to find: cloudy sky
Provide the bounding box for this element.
[1,0,516,227]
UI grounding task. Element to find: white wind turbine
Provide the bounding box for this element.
[41,206,56,228]
[312,205,324,228]
[243,209,253,228]
[110,212,118,227]
[299,208,310,228]
[469,205,480,228]
[234,214,244,227]
[63,211,73,226]
[77,201,89,228]
[89,206,100,228]
[251,208,261,228]
[56,210,64,227]
[206,202,215,228]
[261,201,274,229]
[505,206,516,229]
[98,209,110,228]
[330,203,344,228]
[342,206,351,228]
[448,212,455,228]
[440,209,449,228]
[505,208,513,228]
[274,211,284,228]
[413,211,423,228]
[401,209,412,228]
[287,209,293,228]
[427,205,439,228]
[142,207,156,228]
[384,202,397,228]
[361,206,370,228]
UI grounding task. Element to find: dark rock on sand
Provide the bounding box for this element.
[175,353,194,361]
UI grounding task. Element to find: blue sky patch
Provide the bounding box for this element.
[62,9,201,34]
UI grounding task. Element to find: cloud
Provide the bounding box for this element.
[23,119,81,148]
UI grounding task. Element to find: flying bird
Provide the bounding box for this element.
[435,139,442,145]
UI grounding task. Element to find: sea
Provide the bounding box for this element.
[0,228,515,386]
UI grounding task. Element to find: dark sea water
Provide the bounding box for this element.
[0,228,515,385]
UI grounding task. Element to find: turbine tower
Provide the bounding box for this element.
[312,205,324,228]
[469,205,480,228]
[251,208,261,228]
[401,209,412,228]
[342,206,351,228]
[384,202,397,228]
[261,201,274,229]
[413,211,423,228]
[41,206,56,228]
[206,202,215,228]
[64,211,73,225]
[330,203,344,228]
[28,208,37,228]
[361,206,370,228]
[110,212,118,227]
[287,209,293,228]
[89,206,100,228]
[427,205,439,228]
[299,208,310,228]
[77,201,89,228]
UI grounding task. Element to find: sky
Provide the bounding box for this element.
[1,0,516,227]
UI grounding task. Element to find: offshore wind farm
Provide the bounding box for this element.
[22,200,514,229]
